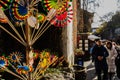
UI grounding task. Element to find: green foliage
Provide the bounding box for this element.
[94,12,120,39]
[45,68,61,74]
[93,22,107,35]
[109,12,120,28]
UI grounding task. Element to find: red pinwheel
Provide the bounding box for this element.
[50,4,73,27]
[42,0,73,27]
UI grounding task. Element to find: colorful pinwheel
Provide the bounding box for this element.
[0,56,8,69]
[0,8,8,23]
[9,52,23,63]
[33,52,39,60]
[37,13,46,23]
[9,0,30,22]
[42,0,73,27]
[50,4,73,27]
[42,0,68,12]
[0,18,7,23]
[16,65,33,74]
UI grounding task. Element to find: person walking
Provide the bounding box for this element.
[92,39,109,80]
[90,43,95,62]
[114,44,120,79]
[105,41,117,80]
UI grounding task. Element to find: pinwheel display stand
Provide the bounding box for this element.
[0,0,73,80]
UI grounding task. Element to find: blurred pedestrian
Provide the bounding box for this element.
[92,39,109,80]
[114,44,120,79]
[105,41,117,80]
[89,43,95,62]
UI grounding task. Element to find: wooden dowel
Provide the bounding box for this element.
[0,25,26,46]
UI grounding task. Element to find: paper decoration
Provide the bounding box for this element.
[9,0,30,22]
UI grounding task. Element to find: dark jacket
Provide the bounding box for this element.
[115,50,120,79]
[92,44,109,65]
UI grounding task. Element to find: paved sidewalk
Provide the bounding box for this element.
[84,60,96,80]
[84,60,120,80]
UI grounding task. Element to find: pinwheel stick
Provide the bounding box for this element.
[25,21,31,65]
[32,58,42,78]
[0,25,26,46]
[30,17,47,42]
[33,57,58,80]
[8,61,28,80]
[4,13,26,45]
[31,9,56,45]
[4,67,24,80]
[30,0,41,8]
[0,9,27,46]
[31,22,52,45]
[21,25,26,40]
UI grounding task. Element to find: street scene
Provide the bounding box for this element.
[0,0,120,80]
[85,60,120,80]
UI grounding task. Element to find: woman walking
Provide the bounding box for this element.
[114,43,120,79]
[105,41,118,80]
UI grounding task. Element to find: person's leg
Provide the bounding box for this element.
[97,73,102,80]
[116,67,120,79]
[96,67,102,80]
[111,72,115,80]
[95,62,102,80]
[103,66,108,80]
[108,72,112,80]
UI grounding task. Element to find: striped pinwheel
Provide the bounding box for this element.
[8,52,23,63]
[0,0,13,11]
[42,0,68,12]
[9,0,30,22]
[50,3,73,27]
[42,0,73,27]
